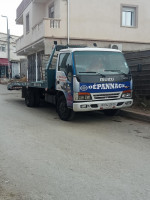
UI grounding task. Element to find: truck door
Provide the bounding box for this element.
[56,52,73,107]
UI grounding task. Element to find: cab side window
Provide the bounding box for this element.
[58,53,70,73]
[58,53,73,81]
[66,54,73,81]
[66,53,72,67]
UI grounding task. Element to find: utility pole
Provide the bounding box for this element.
[1,15,10,80]
[67,0,70,45]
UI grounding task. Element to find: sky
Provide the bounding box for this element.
[0,0,23,36]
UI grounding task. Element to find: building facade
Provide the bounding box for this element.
[15,0,150,81]
[0,32,26,79]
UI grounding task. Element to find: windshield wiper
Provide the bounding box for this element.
[79,71,97,73]
[79,71,105,77]
[96,72,105,77]
[104,69,128,76]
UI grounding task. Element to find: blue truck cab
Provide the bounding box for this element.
[48,46,133,120]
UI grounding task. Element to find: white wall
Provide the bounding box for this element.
[67,0,150,43]
[32,2,45,26]
[16,0,150,54]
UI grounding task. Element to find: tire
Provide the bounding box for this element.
[34,89,40,107]
[25,89,35,107]
[103,109,119,116]
[57,95,75,121]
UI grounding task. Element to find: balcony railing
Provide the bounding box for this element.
[16,0,32,19]
[50,18,60,28]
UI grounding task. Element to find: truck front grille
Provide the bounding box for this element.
[93,92,121,101]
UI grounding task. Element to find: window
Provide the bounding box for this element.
[2,46,6,52]
[49,4,54,18]
[58,53,73,81]
[0,45,6,52]
[74,51,129,75]
[13,45,16,52]
[121,6,137,27]
[58,53,70,72]
[26,13,30,33]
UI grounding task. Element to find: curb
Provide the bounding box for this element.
[120,110,150,123]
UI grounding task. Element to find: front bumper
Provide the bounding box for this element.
[73,99,133,112]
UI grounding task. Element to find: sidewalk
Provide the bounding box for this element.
[120,107,150,123]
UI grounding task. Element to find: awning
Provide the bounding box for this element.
[0,58,10,66]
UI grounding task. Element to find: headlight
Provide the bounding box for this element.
[85,95,92,100]
[74,92,92,101]
[122,90,132,98]
[78,95,85,100]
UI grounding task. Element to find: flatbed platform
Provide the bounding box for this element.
[7,82,27,90]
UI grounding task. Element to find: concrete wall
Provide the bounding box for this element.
[60,0,150,43]
[16,0,150,54]
[44,0,150,48]
[32,2,45,26]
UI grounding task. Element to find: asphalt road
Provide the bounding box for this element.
[0,84,150,200]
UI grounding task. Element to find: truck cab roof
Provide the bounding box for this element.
[59,47,121,53]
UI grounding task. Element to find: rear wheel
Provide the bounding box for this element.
[57,95,74,121]
[34,89,40,107]
[25,89,35,107]
[103,109,119,116]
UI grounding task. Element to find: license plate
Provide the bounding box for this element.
[101,103,116,109]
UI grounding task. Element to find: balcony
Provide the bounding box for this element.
[16,18,63,55]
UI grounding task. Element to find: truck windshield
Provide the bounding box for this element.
[73,51,129,75]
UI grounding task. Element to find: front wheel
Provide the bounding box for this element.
[103,109,119,116]
[57,95,75,121]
